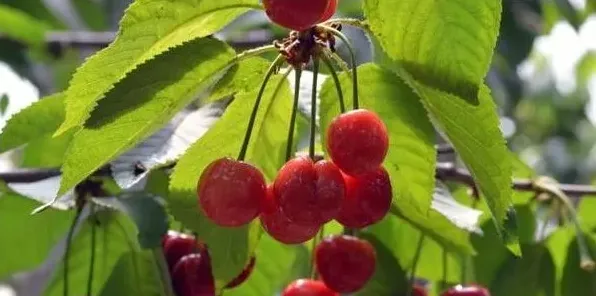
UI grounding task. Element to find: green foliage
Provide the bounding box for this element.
[207,58,272,102]
[99,250,165,296]
[58,38,235,195]
[363,0,502,102]
[72,0,108,30]
[169,74,295,289]
[560,236,596,296]
[0,94,8,115]
[56,0,261,135]
[356,233,408,295]
[0,4,48,47]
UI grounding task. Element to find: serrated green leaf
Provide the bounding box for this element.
[363,0,502,102]
[169,74,295,289]
[56,0,261,135]
[45,211,140,296]
[58,38,235,195]
[0,4,48,47]
[0,93,64,153]
[98,250,164,296]
[319,63,473,254]
[206,57,272,102]
[0,193,74,279]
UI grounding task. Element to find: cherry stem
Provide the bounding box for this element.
[237,55,284,161]
[321,55,346,113]
[310,229,324,280]
[154,248,176,296]
[318,25,359,110]
[325,18,374,36]
[309,58,320,160]
[406,234,426,296]
[86,206,97,296]
[286,68,302,161]
[64,207,84,296]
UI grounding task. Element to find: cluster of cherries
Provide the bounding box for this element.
[263,0,338,31]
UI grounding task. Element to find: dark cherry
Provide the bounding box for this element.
[336,167,392,228]
[282,279,339,296]
[263,0,331,31]
[326,109,389,176]
[198,157,266,227]
[413,284,429,296]
[441,285,491,296]
[318,0,338,22]
[273,156,345,226]
[163,232,201,270]
[171,253,215,296]
[225,256,256,288]
[315,235,376,293]
[261,185,320,244]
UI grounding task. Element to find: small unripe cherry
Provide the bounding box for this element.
[319,0,338,22]
[273,157,345,226]
[336,167,392,228]
[263,0,331,31]
[171,253,214,296]
[315,235,376,293]
[441,285,491,296]
[282,279,339,296]
[261,185,320,244]
[163,232,200,270]
[326,109,389,176]
[197,158,266,227]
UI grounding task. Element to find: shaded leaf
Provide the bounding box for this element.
[560,235,596,296]
[207,58,272,102]
[98,250,164,296]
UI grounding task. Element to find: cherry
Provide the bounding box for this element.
[171,253,215,296]
[261,185,320,244]
[282,279,339,296]
[263,0,331,31]
[315,235,376,293]
[413,285,429,296]
[197,157,266,227]
[326,109,389,176]
[319,0,338,22]
[273,156,345,226]
[225,256,256,288]
[441,285,491,296]
[336,167,392,228]
[163,232,201,270]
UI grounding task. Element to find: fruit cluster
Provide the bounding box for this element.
[197,109,391,244]
[161,231,255,296]
[263,0,338,31]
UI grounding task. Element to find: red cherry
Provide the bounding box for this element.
[413,285,429,296]
[273,157,345,226]
[171,253,215,296]
[261,185,320,244]
[225,256,256,288]
[441,285,491,296]
[336,167,392,228]
[197,158,266,227]
[315,235,376,293]
[163,233,200,270]
[319,0,338,22]
[282,279,339,296]
[326,109,389,176]
[263,0,331,31]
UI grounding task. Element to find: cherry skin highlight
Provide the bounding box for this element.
[282,279,339,296]
[326,109,389,176]
[336,167,392,228]
[225,256,256,288]
[319,0,338,22]
[171,253,215,296]
[273,156,345,226]
[263,0,331,31]
[163,232,200,270]
[315,235,376,293]
[261,185,320,244]
[441,285,491,296]
[198,157,266,227]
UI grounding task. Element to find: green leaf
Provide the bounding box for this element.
[0,0,65,29]
[319,63,473,254]
[0,4,48,47]
[226,235,309,296]
[21,131,75,168]
[45,211,140,296]
[0,93,65,153]
[559,235,596,296]
[0,193,74,279]
[56,0,261,135]
[577,51,596,88]
[472,221,512,287]
[206,57,272,102]
[363,0,502,102]
[169,73,295,289]
[98,250,164,296]
[58,38,235,195]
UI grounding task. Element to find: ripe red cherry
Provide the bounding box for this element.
[171,253,214,296]
[263,0,331,31]
[197,158,266,227]
[225,256,256,288]
[319,0,338,22]
[282,279,339,296]
[273,156,345,226]
[315,235,376,293]
[441,285,491,296]
[261,185,320,244]
[163,232,200,270]
[413,285,429,296]
[326,109,389,176]
[336,167,392,228]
